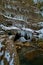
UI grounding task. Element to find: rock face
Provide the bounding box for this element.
[0,36,20,65]
[0,0,43,65]
[24,49,39,60]
[15,40,43,61]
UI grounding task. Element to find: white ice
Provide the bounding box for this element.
[4,51,10,62]
[2,14,25,21]
[9,58,14,65]
[0,42,4,56]
[0,51,4,56]
[22,27,34,33]
[38,29,43,34]
[0,24,20,31]
[0,42,4,48]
